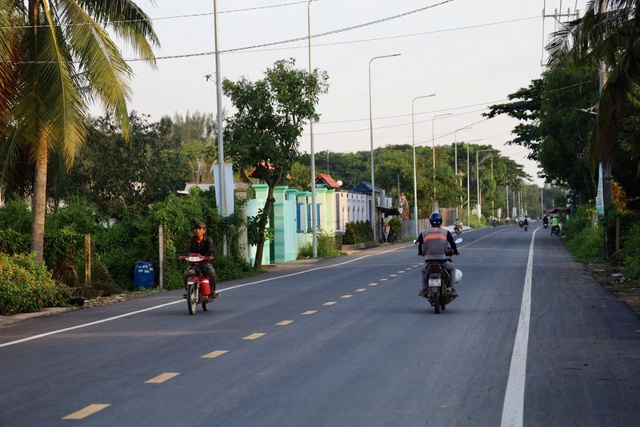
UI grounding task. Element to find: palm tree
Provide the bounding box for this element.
[547,0,640,211]
[0,0,159,262]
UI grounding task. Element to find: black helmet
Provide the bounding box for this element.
[429,212,442,226]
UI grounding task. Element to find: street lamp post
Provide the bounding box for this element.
[411,94,435,237]
[307,0,317,258]
[453,126,472,180]
[453,125,472,218]
[465,139,482,227]
[430,113,452,212]
[476,148,493,219]
[369,53,400,241]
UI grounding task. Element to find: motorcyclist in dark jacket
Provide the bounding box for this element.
[178,222,218,298]
[416,212,459,298]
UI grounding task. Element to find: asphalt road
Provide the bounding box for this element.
[1,225,639,427]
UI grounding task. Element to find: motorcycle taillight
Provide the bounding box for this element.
[427,264,442,273]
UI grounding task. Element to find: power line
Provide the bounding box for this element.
[2,1,453,64]
[0,1,311,29]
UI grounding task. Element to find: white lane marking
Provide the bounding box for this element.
[501,227,538,427]
[0,246,406,348]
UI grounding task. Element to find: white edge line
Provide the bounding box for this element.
[0,245,406,348]
[500,227,537,427]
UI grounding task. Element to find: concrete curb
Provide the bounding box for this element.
[0,307,71,327]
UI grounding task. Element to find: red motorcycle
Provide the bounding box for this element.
[183,254,217,315]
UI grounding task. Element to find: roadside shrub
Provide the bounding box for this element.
[565,224,606,263]
[0,253,70,315]
[342,221,374,244]
[0,198,32,233]
[0,229,30,254]
[619,224,640,280]
[298,232,344,259]
[388,218,402,240]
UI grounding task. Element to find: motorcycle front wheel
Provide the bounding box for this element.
[187,284,198,315]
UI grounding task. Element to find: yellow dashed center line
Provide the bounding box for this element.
[324,301,337,306]
[63,404,111,420]
[243,333,266,340]
[202,350,228,359]
[341,295,353,299]
[146,373,179,383]
[277,320,294,325]
[301,310,317,315]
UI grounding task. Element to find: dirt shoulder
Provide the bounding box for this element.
[585,263,640,317]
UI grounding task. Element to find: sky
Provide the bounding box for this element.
[100,0,589,187]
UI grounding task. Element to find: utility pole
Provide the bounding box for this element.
[541,1,580,67]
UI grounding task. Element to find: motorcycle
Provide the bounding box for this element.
[423,238,463,314]
[523,221,528,231]
[543,222,549,229]
[454,223,463,235]
[551,224,560,236]
[183,254,217,315]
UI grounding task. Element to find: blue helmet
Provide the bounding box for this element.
[429,212,442,226]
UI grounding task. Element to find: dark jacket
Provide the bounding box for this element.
[182,236,216,258]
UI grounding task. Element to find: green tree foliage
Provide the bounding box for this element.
[546,0,640,210]
[57,113,188,221]
[282,160,311,191]
[222,59,329,268]
[172,111,218,183]
[0,0,159,263]
[485,66,599,204]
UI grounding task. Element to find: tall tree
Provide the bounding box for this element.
[57,112,187,220]
[0,0,159,262]
[548,0,640,211]
[172,111,218,183]
[222,59,329,268]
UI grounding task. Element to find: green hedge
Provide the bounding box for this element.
[0,253,70,315]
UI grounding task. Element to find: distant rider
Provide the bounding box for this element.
[551,215,559,235]
[178,221,219,298]
[416,212,460,298]
[454,217,462,234]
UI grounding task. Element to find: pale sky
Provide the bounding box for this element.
[100,0,589,187]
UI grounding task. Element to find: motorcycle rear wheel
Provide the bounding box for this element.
[187,284,198,315]
[433,289,441,314]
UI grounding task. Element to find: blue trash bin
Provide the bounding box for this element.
[134,261,154,289]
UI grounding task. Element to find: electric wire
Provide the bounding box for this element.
[2,1,453,64]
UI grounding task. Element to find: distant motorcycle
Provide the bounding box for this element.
[454,223,463,235]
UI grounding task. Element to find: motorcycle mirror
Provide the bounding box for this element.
[454,238,463,244]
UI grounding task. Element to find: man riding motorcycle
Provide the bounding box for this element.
[454,217,463,234]
[416,212,460,298]
[179,221,219,299]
